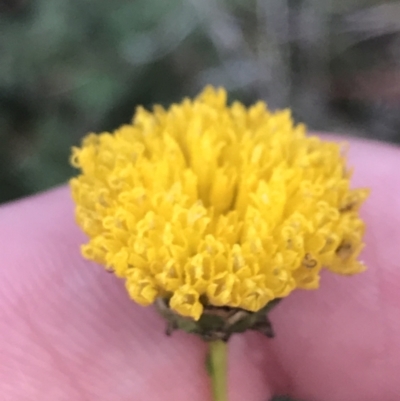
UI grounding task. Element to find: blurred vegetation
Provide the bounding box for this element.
[1,0,400,206]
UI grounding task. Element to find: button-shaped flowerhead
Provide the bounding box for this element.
[70,86,369,321]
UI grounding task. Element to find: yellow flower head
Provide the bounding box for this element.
[70,86,369,321]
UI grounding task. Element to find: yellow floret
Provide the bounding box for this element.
[70,86,369,320]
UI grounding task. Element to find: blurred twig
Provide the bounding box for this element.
[187,0,260,90]
[256,0,291,107]
[343,3,400,37]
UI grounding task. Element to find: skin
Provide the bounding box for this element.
[0,136,399,401]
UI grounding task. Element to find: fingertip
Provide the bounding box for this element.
[0,186,211,400]
[228,333,276,401]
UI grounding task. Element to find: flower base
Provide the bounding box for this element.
[155,298,281,342]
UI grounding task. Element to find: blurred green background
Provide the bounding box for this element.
[1,0,400,207]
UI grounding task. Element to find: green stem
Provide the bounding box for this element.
[207,340,228,401]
